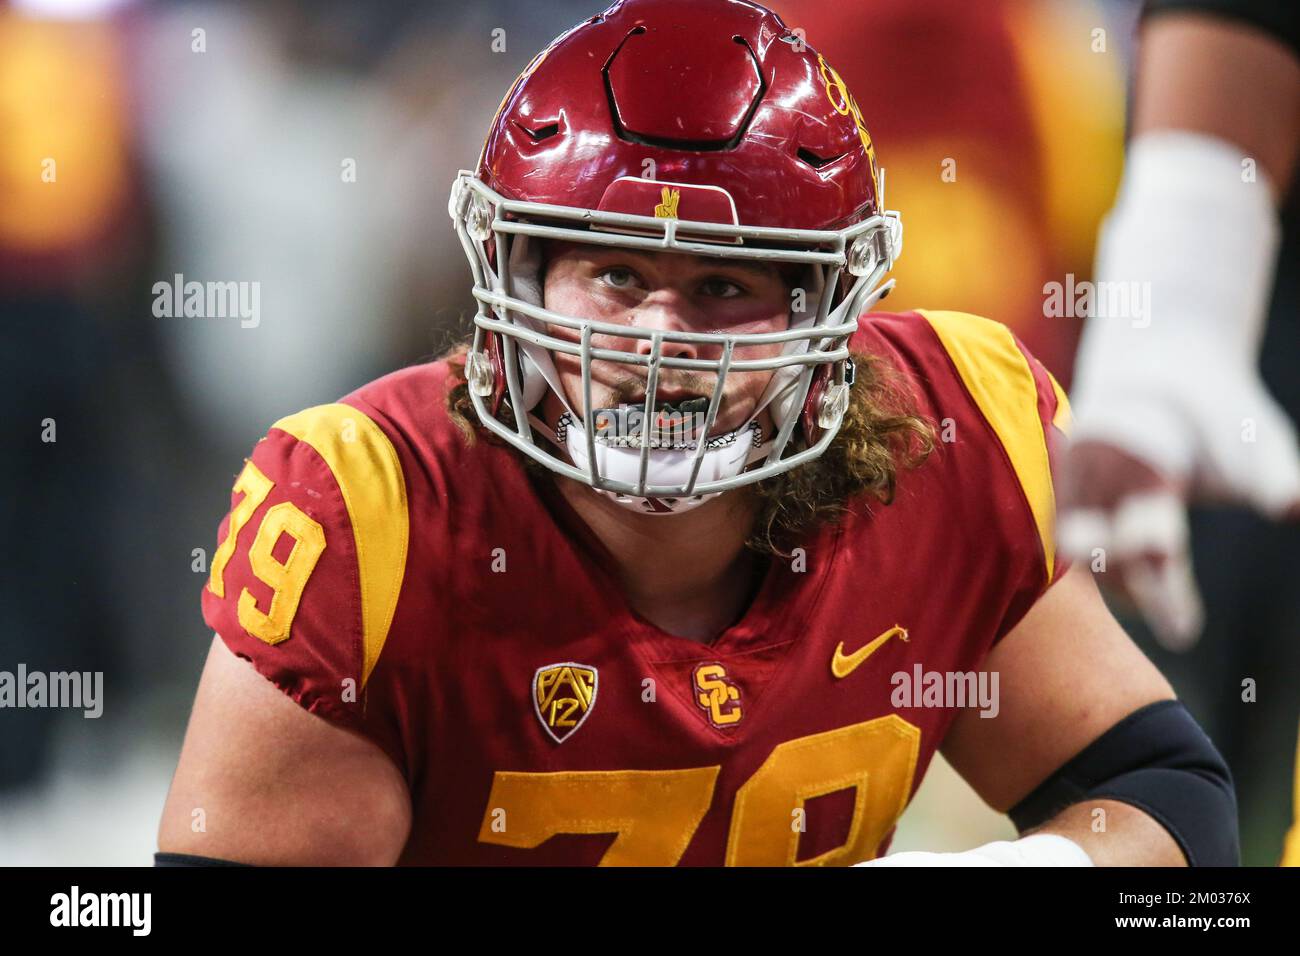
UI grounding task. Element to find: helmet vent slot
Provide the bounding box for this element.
[797,147,846,170]
[516,121,561,142]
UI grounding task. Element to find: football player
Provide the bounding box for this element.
[158,0,1237,866]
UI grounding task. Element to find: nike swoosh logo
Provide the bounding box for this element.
[831,625,909,679]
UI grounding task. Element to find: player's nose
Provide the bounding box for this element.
[631,294,701,361]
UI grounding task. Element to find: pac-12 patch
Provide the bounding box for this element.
[533,662,598,744]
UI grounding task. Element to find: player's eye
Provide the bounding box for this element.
[598,267,643,290]
[699,276,745,299]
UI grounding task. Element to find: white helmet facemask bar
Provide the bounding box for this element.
[449,170,902,504]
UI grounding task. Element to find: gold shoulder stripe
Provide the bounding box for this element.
[1048,371,1072,435]
[272,403,409,686]
[918,310,1059,582]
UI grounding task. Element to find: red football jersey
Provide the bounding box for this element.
[201,309,1072,866]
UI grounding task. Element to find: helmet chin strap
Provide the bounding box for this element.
[499,233,806,513]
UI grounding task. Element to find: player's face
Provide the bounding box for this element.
[541,240,793,437]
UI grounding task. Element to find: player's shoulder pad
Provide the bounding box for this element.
[204,401,409,693]
[912,309,1071,582]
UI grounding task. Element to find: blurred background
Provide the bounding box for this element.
[0,0,1295,865]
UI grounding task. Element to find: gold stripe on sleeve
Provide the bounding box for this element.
[1048,371,1072,435]
[272,404,409,686]
[918,310,1059,582]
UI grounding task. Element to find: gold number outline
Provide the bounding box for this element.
[478,714,921,866]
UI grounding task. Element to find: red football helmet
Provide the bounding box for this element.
[450,0,901,513]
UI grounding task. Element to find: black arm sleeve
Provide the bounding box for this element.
[154,852,253,867]
[1009,700,1240,866]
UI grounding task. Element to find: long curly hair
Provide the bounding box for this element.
[441,340,935,556]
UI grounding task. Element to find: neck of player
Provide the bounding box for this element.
[554,476,766,644]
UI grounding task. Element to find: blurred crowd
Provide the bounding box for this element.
[0,0,1295,865]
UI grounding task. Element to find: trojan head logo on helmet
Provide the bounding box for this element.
[449,0,901,514]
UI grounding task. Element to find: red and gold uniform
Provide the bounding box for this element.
[201,308,1071,865]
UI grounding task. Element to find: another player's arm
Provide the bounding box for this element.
[158,636,411,866]
[1061,5,1300,646]
[940,563,1234,866]
[1135,7,1300,199]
